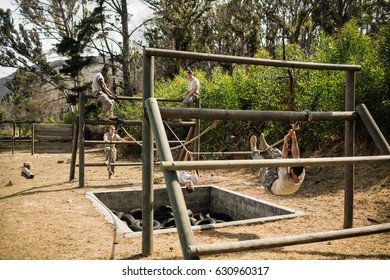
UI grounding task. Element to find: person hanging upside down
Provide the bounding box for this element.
[175,151,198,193]
[250,129,305,195]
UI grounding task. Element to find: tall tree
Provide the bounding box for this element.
[142,0,214,74]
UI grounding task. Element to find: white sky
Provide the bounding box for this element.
[0,0,153,78]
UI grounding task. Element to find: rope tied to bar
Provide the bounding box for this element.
[260,109,312,152]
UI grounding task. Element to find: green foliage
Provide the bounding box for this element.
[152,21,388,154]
[0,106,7,119]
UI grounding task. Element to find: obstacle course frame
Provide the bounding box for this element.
[142,48,390,259]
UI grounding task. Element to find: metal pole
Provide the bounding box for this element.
[160,155,390,170]
[146,97,199,260]
[159,107,358,122]
[78,91,86,188]
[141,52,154,256]
[144,48,362,72]
[12,121,15,154]
[344,71,355,229]
[188,223,390,257]
[356,104,390,155]
[31,123,35,155]
[69,120,79,181]
[18,124,21,145]
[194,99,201,161]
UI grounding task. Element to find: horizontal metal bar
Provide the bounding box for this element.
[159,107,358,122]
[161,155,390,170]
[85,120,143,126]
[194,151,253,155]
[85,95,183,102]
[0,120,40,124]
[79,162,145,167]
[84,140,183,145]
[188,223,390,257]
[84,140,138,145]
[145,48,362,71]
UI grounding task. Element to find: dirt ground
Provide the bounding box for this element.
[0,144,389,260]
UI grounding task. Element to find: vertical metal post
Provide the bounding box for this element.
[142,52,154,256]
[194,99,201,161]
[69,120,79,181]
[12,121,15,154]
[79,91,86,188]
[18,124,21,145]
[146,98,199,260]
[344,71,355,228]
[31,123,35,155]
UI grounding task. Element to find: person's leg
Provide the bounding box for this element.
[98,93,115,118]
[181,95,195,108]
[111,147,117,173]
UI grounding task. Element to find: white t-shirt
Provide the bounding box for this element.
[176,170,198,186]
[271,167,305,195]
[92,72,104,92]
[103,132,121,148]
[187,77,200,95]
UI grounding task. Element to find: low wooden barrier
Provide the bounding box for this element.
[33,123,74,153]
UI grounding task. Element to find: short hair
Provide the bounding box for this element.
[186,69,192,74]
[109,125,116,130]
[291,166,304,176]
[102,65,109,72]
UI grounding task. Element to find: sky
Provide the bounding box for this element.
[0,0,153,78]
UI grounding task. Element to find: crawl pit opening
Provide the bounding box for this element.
[86,185,304,237]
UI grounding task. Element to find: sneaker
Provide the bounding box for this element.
[99,113,109,121]
[109,115,118,120]
[259,133,270,151]
[250,135,257,152]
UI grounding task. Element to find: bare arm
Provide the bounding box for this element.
[186,84,199,97]
[98,78,116,99]
[290,130,300,158]
[282,133,290,159]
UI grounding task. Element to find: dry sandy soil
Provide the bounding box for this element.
[0,144,389,260]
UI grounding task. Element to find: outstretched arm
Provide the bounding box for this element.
[282,131,291,159]
[290,130,300,159]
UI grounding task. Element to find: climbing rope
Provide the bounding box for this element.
[165,120,219,151]
[120,126,143,147]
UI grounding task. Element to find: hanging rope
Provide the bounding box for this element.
[259,109,313,152]
[165,120,219,151]
[120,126,143,147]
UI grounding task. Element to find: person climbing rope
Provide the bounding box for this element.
[250,129,305,195]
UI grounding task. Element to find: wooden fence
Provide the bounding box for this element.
[33,123,74,153]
